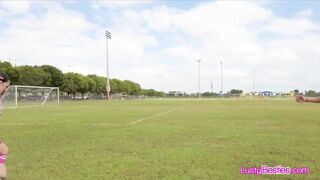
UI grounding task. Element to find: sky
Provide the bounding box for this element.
[0,0,320,93]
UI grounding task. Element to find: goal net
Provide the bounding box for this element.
[1,85,60,108]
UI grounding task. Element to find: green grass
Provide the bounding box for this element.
[0,99,319,179]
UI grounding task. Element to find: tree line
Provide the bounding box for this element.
[0,61,164,99]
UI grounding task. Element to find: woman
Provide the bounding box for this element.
[0,72,10,180]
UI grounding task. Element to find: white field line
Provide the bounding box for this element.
[150,98,294,101]
[78,123,123,127]
[3,104,59,109]
[0,107,185,126]
[126,107,183,125]
[0,122,50,126]
[0,122,123,126]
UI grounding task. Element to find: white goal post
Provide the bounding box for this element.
[1,85,60,108]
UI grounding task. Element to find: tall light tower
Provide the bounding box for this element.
[105,30,111,101]
[220,61,223,97]
[253,69,256,96]
[197,59,201,99]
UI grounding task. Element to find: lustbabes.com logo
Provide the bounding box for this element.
[240,165,310,175]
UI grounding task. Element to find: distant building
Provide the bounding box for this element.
[167,91,187,97]
[261,91,274,96]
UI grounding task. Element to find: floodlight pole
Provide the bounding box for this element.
[220,61,223,97]
[253,69,256,96]
[105,30,111,101]
[197,59,201,99]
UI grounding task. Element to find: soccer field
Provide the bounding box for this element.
[0,99,319,179]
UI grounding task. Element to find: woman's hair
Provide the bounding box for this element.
[0,72,10,82]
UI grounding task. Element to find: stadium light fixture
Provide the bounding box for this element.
[105,30,111,101]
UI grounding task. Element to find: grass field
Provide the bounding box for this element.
[0,99,319,179]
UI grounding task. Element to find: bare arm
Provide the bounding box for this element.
[296,95,320,103]
[305,97,320,103]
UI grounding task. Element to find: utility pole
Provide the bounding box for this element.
[105,30,111,101]
[253,69,256,96]
[220,61,223,97]
[197,59,201,99]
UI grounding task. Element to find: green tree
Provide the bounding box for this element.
[0,61,164,100]
[86,76,96,94]
[230,89,243,96]
[305,90,317,97]
[74,73,89,99]
[110,79,125,94]
[123,80,142,95]
[40,65,64,88]
[0,61,19,84]
[87,75,106,96]
[142,89,155,96]
[16,65,50,86]
[61,73,77,98]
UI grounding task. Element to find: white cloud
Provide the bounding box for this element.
[265,17,319,36]
[92,0,153,11]
[297,9,313,18]
[0,2,103,74]
[0,1,30,15]
[1,1,320,93]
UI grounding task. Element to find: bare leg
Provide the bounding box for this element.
[0,142,8,179]
[0,165,6,180]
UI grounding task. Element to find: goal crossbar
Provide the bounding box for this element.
[1,85,60,108]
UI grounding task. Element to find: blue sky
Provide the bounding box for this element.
[0,1,320,93]
[267,1,320,19]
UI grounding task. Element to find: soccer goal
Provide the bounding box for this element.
[1,85,60,108]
